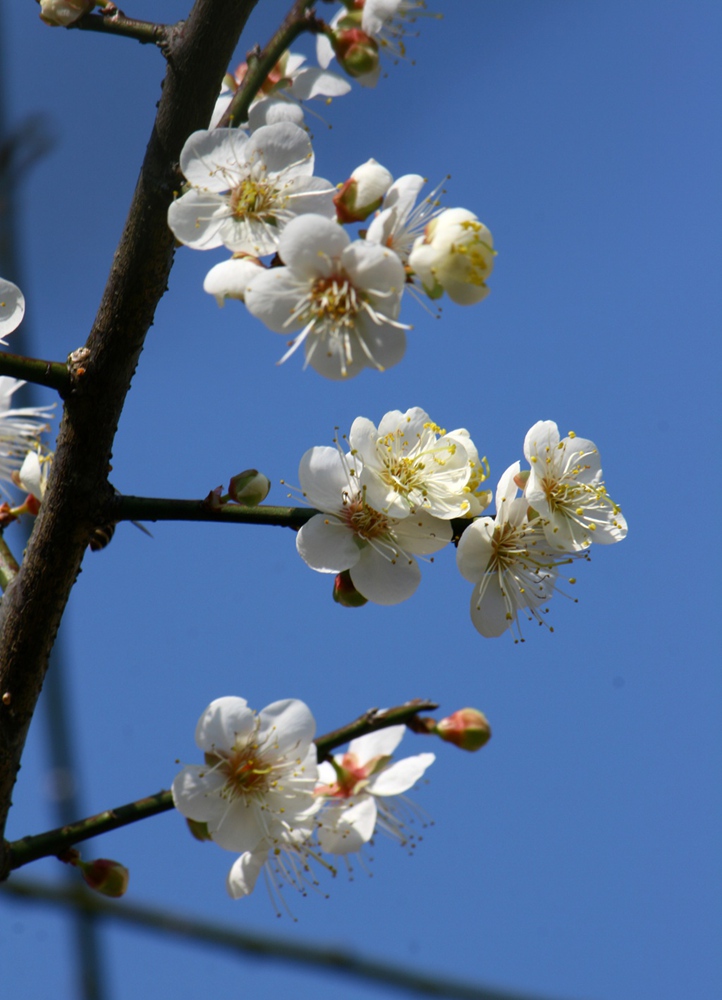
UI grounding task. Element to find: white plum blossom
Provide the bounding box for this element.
[457,462,580,639]
[315,725,435,854]
[0,378,53,495]
[172,696,321,897]
[167,123,335,256]
[211,51,351,130]
[366,174,442,266]
[39,0,93,26]
[296,441,452,604]
[203,256,264,306]
[409,208,495,305]
[349,407,480,519]
[523,420,628,551]
[244,214,408,379]
[0,278,26,345]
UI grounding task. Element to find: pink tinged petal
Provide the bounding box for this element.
[298,445,355,509]
[167,190,228,249]
[297,514,362,573]
[244,268,306,332]
[392,512,452,555]
[194,696,253,753]
[369,752,435,795]
[246,122,314,178]
[289,68,352,100]
[347,725,406,761]
[350,544,421,605]
[316,797,378,854]
[469,577,513,638]
[180,129,251,191]
[0,279,25,339]
[456,518,495,583]
[171,766,228,824]
[279,214,350,280]
[226,848,269,899]
[256,698,317,757]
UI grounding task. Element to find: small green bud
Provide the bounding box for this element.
[332,570,368,607]
[75,857,130,898]
[228,469,271,506]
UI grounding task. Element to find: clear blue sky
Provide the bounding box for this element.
[1,3,720,999]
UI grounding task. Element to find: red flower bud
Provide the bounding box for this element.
[436,708,491,752]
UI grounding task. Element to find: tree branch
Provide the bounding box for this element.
[219,0,323,127]
[71,6,174,48]
[0,351,70,394]
[1,878,560,1000]
[6,700,439,869]
[0,0,261,876]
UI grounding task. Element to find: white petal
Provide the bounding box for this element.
[248,98,305,132]
[298,445,354,509]
[226,848,269,898]
[392,512,452,555]
[279,214,349,280]
[246,122,314,178]
[347,725,405,760]
[369,752,435,795]
[297,514,361,573]
[194,696,253,753]
[523,420,560,463]
[256,698,316,757]
[0,279,25,339]
[316,797,377,854]
[203,257,263,305]
[180,129,251,191]
[456,518,495,583]
[469,578,513,638]
[171,765,228,824]
[211,799,266,852]
[18,451,42,499]
[290,67,352,100]
[167,190,227,249]
[243,268,305,333]
[350,544,420,605]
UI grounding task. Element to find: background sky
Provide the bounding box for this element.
[1,2,720,999]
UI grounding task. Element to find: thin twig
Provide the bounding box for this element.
[0,352,70,394]
[1,877,564,1000]
[71,6,173,49]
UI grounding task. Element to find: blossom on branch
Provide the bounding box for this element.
[296,440,451,604]
[244,214,408,379]
[349,407,483,519]
[38,0,93,26]
[168,123,335,256]
[456,462,582,639]
[523,420,628,551]
[314,725,435,854]
[173,696,321,898]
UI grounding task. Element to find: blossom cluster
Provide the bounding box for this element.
[168,36,493,379]
[296,410,627,639]
[172,696,433,904]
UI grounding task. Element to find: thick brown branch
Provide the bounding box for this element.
[0,0,260,876]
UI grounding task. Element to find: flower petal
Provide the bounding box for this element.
[369,752,435,795]
[194,696,253,753]
[226,848,269,898]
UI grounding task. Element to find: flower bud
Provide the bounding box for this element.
[435,708,491,751]
[203,256,264,307]
[331,28,380,82]
[409,208,495,305]
[227,469,271,506]
[75,857,130,898]
[334,159,393,224]
[39,0,94,26]
[332,570,368,607]
[513,468,530,491]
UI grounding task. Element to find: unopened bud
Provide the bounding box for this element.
[436,708,491,751]
[334,159,393,224]
[332,28,380,81]
[186,818,213,842]
[332,570,368,607]
[228,469,271,506]
[74,857,130,898]
[203,256,264,307]
[39,0,94,26]
[513,469,530,491]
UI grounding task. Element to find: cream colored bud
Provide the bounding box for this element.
[39,0,94,26]
[228,470,271,506]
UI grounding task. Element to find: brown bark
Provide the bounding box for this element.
[0,0,259,875]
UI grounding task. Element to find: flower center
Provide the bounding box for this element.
[229,178,279,220]
[341,492,389,540]
[208,746,274,800]
[308,274,361,331]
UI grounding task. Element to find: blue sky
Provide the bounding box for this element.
[1,2,720,999]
